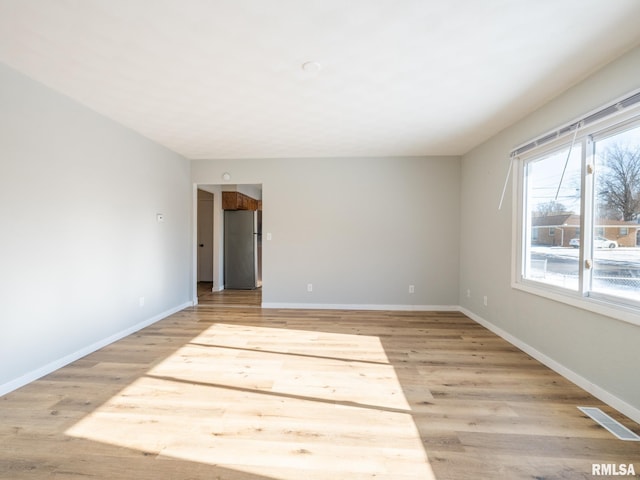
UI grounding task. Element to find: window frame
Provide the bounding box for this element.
[512,103,640,327]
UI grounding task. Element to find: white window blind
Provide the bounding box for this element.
[511,90,640,157]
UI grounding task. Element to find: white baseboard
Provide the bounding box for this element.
[261,302,459,311]
[459,306,640,425]
[0,301,192,398]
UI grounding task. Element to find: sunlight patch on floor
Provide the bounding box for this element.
[65,323,436,479]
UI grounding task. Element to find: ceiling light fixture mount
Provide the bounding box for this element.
[301,61,322,74]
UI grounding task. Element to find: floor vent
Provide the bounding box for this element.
[578,407,640,441]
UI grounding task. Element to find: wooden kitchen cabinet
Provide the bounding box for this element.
[222,191,259,211]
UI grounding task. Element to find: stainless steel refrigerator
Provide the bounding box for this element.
[224,210,259,289]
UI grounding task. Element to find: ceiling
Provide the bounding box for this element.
[1,1,639,160]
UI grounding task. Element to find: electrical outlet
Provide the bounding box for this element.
[139,297,145,307]
[467,289,471,298]
[307,283,313,292]
[409,285,415,294]
[483,296,488,306]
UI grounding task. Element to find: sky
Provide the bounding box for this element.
[527,122,640,216]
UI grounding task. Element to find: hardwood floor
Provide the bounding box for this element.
[1,308,639,479]
[197,282,262,307]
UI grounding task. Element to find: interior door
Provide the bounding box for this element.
[197,190,214,282]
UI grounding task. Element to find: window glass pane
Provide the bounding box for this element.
[524,145,582,290]
[592,124,640,302]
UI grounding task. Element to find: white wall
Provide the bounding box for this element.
[459,45,640,419]
[0,63,192,393]
[193,155,461,308]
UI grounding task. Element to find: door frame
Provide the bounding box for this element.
[192,183,263,305]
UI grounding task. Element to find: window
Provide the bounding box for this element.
[523,143,582,289]
[514,92,640,323]
[591,123,640,303]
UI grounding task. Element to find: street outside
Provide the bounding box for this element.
[529,246,640,300]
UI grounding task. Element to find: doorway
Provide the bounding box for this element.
[194,183,263,308]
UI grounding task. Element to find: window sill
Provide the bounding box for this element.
[512,280,640,327]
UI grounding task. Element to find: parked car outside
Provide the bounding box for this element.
[569,236,618,248]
